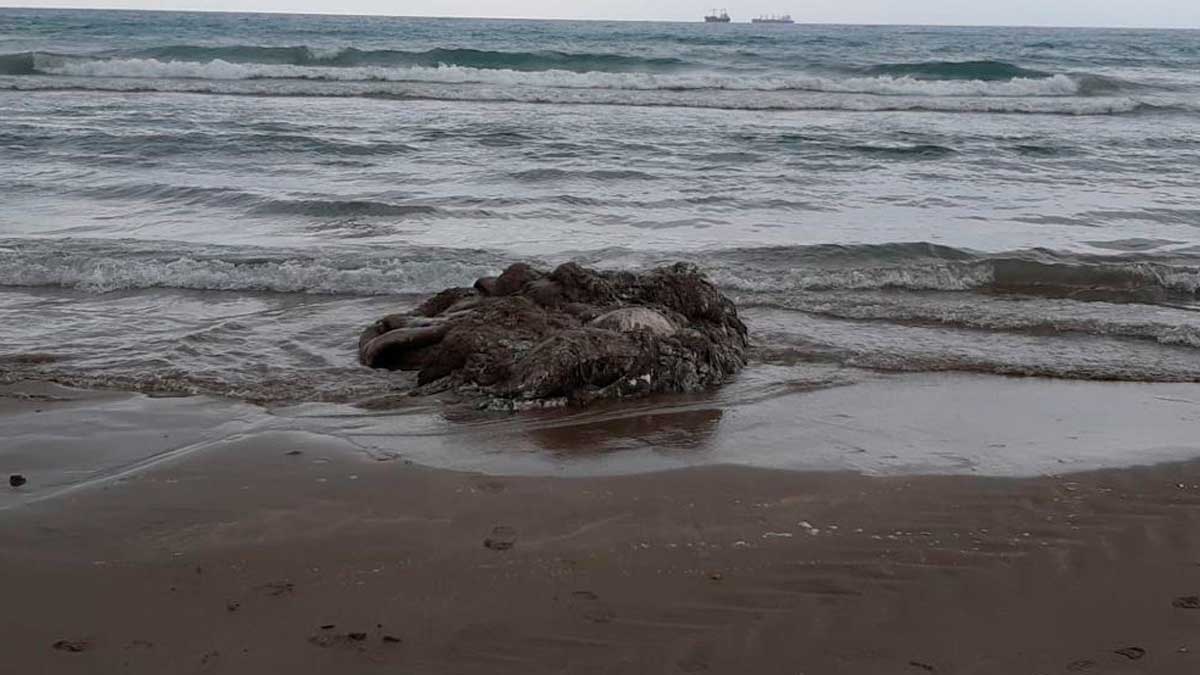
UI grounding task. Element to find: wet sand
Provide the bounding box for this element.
[4,386,1200,673]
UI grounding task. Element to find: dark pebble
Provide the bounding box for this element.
[52,640,89,653]
[226,601,240,612]
[9,474,27,488]
[382,635,402,644]
[320,624,335,630]
[908,661,935,672]
[285,450,303,456]
[347,632,367,641]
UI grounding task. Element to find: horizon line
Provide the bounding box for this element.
[0,5,1197,31]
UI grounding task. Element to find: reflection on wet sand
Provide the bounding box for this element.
[436,392,725,457]
[519,404,724,456]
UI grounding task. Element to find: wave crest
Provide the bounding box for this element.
[862,60,1051,81]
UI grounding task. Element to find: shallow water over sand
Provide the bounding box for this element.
[5,373,1199,510]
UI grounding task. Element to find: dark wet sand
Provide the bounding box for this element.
[4,397,1200,674]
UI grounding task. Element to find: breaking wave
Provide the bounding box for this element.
[24,55,1092,97]
[120,45,691,72]
[0,239,512,295]
[4,49,1180,115]
[2,239,1197,303]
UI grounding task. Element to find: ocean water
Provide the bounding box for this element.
[2,8,1199,406]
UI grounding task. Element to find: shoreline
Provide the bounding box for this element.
[3,381,1200,672]
[5,370,1200,494]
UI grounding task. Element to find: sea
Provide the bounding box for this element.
[1,9,1199,472]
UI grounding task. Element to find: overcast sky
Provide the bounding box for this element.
[4,0,1198,29]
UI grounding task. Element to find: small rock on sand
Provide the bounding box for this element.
[52,640,90,653]
[9,474,27,488]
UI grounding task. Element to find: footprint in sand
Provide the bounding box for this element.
[474,480,506,494]
[1173,595,1200,609]
[1113,646,1146,660]
[255,581,295,596]
[484,525,518,551]
[568,590,616,624]
[308,632,365,648]
[308,626,401,650]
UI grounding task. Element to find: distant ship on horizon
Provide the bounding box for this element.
[751,14,794,24]
[703,9,731,22]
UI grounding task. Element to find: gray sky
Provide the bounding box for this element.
[4,0,1199,28]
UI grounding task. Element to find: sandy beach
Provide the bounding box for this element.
[4,382,1200,674]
